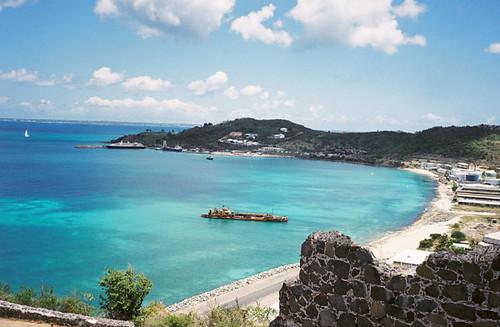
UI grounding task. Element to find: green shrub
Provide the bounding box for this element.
[451,231,466,242]
[418,238,434,249]
[0,283,13,301]
[58,293,94,316]
[163,313,197,327]
[15,287,36,306]
[99,267,153,321]
[38,285,58,310]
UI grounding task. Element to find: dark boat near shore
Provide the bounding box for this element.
[161,141,183,152]
[201,207,288,222]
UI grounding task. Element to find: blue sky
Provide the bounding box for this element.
[0,0,499,131]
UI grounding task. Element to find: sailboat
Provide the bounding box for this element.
[24,129,30,138]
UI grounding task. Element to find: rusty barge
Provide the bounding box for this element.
[201,207,288,222]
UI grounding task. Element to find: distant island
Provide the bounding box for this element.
[112,118,500,166]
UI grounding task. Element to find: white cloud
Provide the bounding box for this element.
[259,91,270,100]
[289,0,426,54]
[308,105,324,115]
[0,96,9,104]
[0,68,73,87]
[89,67,123,86]
[122,75,172,92]
[240,85,263,96]
[0,68,37,82]
[423,112,443,122]
[230,4,293,46]
[392,0,425,19]
[224,86,239,100]
[85,96,212,114]
[273,19,283,29]
[137,24,162,39]
[0,0,27,11]
[187,71,228,96]
[485,43,500,54]
[94,0,235,39]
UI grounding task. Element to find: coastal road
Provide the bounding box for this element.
[176,267,299,315]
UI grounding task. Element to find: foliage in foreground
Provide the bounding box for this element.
[418,233,471,254]
[1,266,153,322]
[140,303,277,327]
[99,266,153,321]
[0,283,94,315]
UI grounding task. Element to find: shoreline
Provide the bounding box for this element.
[169,167,460,313]
[367,167,458,260]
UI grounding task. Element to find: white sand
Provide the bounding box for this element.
[369,168,459,260]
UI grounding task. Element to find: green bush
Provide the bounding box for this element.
[451,231,466,242]
[163,313,197,327]
[58,293,94,316]
[15,287,36,306]
[99,267,153,321]
[38,285,58,310]
[418,238,434,249]
[0,283,13,301]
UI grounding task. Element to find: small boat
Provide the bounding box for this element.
[105,141,145,149]
[206,156,214,160]
[201,207,288,222]
[24,129,30,138]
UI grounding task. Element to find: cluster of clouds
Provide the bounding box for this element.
[0,0,27,11]
[88,66,172,91]
[0,68,73,87]
[289,0,427,54]
[91,0,430,54]
[3,0,500,55]
[85,96,213,115]
[94,0,235,39]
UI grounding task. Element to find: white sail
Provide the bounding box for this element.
[24,129,29,138]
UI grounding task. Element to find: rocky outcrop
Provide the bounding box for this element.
[0,300,134,327]
[271,231,500,327]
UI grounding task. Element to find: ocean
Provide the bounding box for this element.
[0,119,435,304]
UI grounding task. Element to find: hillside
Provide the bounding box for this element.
[113,118,500,165]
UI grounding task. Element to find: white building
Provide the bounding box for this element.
[272,133,285,139]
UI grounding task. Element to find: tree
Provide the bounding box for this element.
[99,267,152,321]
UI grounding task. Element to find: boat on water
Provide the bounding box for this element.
[24,129,29,138]
[161,141,183,152]
[201,207,288,222]
[206,156,214,160]
[105,141,145,149]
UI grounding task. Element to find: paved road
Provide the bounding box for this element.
[177,267,299,315]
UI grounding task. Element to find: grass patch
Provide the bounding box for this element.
[140,303,277,327]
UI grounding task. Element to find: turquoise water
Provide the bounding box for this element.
[0,120,435,304]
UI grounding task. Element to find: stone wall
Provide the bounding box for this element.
[0,300,134,327]
[271,231,500,327]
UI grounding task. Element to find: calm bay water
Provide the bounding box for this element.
[0,120,435,303]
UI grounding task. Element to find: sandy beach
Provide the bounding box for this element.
[169,167,464,314]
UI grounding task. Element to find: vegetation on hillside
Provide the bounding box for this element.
[114,118,500,165]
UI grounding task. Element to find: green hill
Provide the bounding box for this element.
[113,118,500,166]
